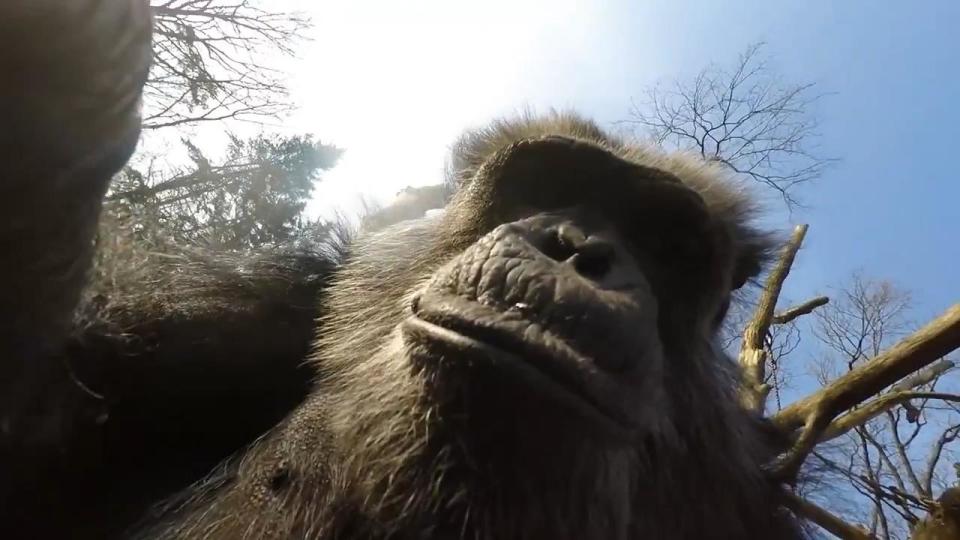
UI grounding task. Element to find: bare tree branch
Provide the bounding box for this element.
[143,0,311,129]
[739,224,809,413]
[821,392,960,443]
[782,490,876,539]
[773,296,830,325]
[775,306,960,431]
[796,277,960,538]
[921,424,960,496]
[889,359,954,393]
[623,42,837,204]
[885,411,926,497]
[770,304,960,479]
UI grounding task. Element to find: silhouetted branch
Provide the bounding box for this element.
[624,43,837,205]
[783,490,875,539]
[773,296,830,325]
[144,0,310,129]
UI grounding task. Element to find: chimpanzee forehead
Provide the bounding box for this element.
[462,135,704,229]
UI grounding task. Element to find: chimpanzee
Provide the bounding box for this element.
[0,1,801,538]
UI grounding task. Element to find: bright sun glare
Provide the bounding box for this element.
[278,0,596,222]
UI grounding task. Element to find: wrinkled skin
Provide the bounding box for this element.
[0,2,803,539]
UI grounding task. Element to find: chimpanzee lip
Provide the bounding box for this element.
[403,295,636,439]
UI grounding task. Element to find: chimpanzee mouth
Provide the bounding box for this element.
[403,294,636,439]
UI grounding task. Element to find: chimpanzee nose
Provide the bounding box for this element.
[534,223,618,283]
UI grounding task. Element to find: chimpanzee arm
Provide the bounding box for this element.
[0,0,151,443]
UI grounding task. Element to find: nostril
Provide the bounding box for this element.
[536,224,617,281]
[540,229,578,262]
[571,243,613,280]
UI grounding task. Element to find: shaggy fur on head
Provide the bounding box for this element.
[134,113,801,540]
